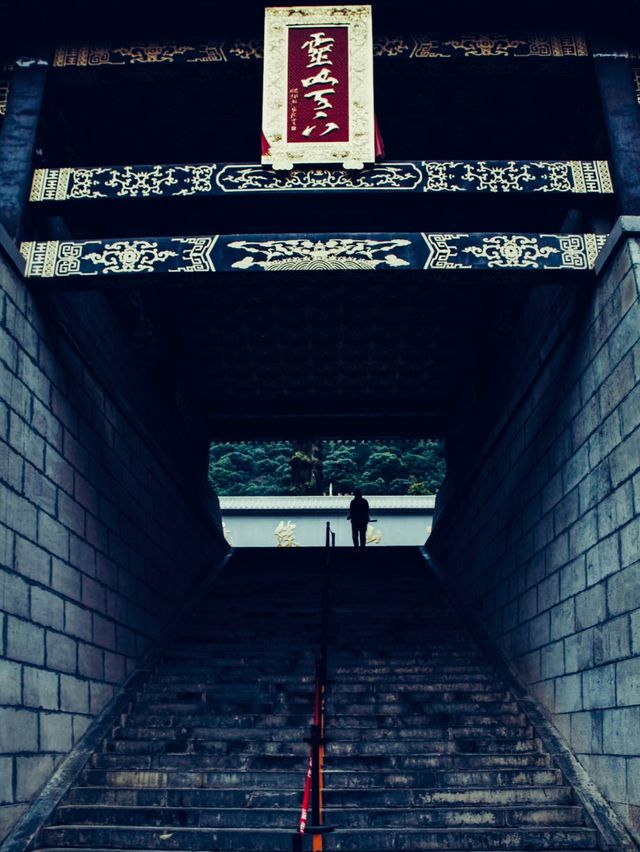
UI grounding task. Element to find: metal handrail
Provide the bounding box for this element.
[292,524,335,851]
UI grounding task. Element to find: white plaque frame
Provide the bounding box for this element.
[261,5,375,170]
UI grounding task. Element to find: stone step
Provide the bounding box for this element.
[326,738,544,756]
[121,701,521,720]
[92,752,551,772]
[186,606,321,614]
[92,754,310,770]
[329,651,485,658]
[39,825,599,850]
[324,787,577,808]
[106,733,541,757]
[82,769,317,788]
[329,626,472,634]
[112,721,535,741]
[322,768,565,788]
[330,629,473,637]
[139,684,316,701]
[81,766,563,789]
[328,701,517,715]
[178,632,317,640]
[152,672,317,683]
[36,848,606,852]
[113,715,313,734]
[99,726,308,747]
[162,650,318,659]
[324,704,521,717]
[107,738,312,757]
[323,724,536,741]
[65,784,576,809]
[163,644,318,653]
[321,829,599,850]
[165,644,320,654]
[329,684,509,695]
[52,804,585,829]
[329,701,515,713]
[134,688,516,709]
[152,670,500,683]
[326,713,527,727]
[328,804,586,829]
[145,682,506,698]
[153,671,314,681]
[329,671,500,681]
[121,705,311,724]
[112,709,524,738]
[66,787,308,808]
[123,697,313,716]
[324,754,551,770]
[135,684,315,698]
[330,641,481,650]
[130,698,313,713]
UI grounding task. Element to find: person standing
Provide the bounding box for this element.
[347,488,370,548]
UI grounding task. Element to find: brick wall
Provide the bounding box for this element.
[0,251,227,840]
[429,233,640,842]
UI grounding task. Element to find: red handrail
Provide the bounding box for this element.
[298,668,322,835]
[298,670,321,834]
[293,525,333,850]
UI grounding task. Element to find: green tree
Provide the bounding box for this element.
[208,438,446,495]
[364,451,407,483]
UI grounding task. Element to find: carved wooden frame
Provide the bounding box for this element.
[261,5,375,170]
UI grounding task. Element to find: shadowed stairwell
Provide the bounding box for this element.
[24,546,613,851]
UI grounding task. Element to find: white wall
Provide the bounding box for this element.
[221,511,433,547]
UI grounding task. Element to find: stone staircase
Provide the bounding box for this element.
[321,549,597,850]
[32,547,602,851]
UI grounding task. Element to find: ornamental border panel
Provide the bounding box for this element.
[29,160,614,201]
[53,43,228,66]
[20,232,609,279]
[51,32,590,66]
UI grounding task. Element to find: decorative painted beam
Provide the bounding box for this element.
[51,33,589,67]
[30,160,614,202]
[20,232,608,279]
[634,68,640,105]
[375,32,589,59]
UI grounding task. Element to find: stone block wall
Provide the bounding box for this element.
[0,250,227,840]
[429,232,640,842]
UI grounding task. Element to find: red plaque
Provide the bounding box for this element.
[287,26,350,144]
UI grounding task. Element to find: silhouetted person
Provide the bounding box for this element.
[347,488,370,548]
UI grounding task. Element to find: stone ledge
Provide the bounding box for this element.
[595,216,640,277]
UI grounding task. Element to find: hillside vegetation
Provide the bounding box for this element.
[209,439,445,496]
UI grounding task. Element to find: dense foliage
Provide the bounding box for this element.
[209,439,445,496]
